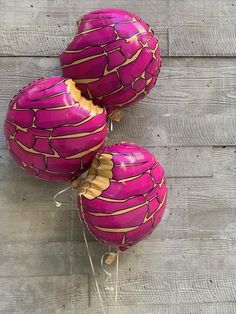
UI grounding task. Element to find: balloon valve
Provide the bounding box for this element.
[71,178,81,189]
[105,252,118,265]
[109,110,124,122]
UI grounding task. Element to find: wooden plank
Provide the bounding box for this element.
[110,113,236,146]
[100,303,236,314]
[2,107,235,146]
[169,27,236,56]
[213,146,236,175]
[141,146,213,178]
[0,26,168,57]
[90,271,236,306]
[0,178,71,211]
[71,235,236,274]
[0,209,72,244]
[0,57,235,147]
[0,274,89,313]
[0,242,70,276]
[168,175,236,231]
[1,25,236,57]
[1,56,236,107]
[0,145,213,181]
[0,0,235,27]
[148,57,236,109]
[2,26,236,57]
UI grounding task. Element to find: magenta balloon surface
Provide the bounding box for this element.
[60,8,161,114]
[4,76,107,181]
[78,142,167,251]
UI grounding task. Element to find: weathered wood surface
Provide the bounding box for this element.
[0,0,235,27]
[0,26,169,57]
[0,0,236,313]
[0,146,213,180]
[1,57,235,148]
[1,25,236,57]
[169,27,236,56]
[90,271,236,306]
[0,274,89,313]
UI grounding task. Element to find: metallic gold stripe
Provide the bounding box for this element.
[95,225,139,233]
[66,138,105,159]
[110,173,143,183]
[62,54,105,69]
[144,191,167,223]
[51,124,106,139]
[97,195,137,203]
[13,138,59,157]
[30,92,67,101]
[88,202,146,217]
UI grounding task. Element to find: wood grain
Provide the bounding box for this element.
[0,242,72,277]
[1,25,236,57]
[0,146,213,181]
[0,26,168,57]
[71,235,236,274]
[169,27,236,56]
[110,113,236,146]
[1,57,235,147]
[90,271,236,306]
[0,274,89,313]
[97,303,236,314]
[0,209,73,244]
[1,57,236,107]
[0,0,235,27]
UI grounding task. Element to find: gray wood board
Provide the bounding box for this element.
[0,0,235,27]
[89,271,236,306]
[1,25,236,56]
[0,146,213,181]
[0,57,235,147]
[169,27,236,56]
[1,57,236,108]
[0,26,168,57]
[0,274,89,313]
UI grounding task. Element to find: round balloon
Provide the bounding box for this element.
[4,76,108,181]
[60,8,161,115]
[78,142,167,251]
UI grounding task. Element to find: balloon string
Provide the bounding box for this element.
[78,196,106,314]
[109,119,113,132]
[54,187,120,313]
[101,253,115,292]
[115,252,119,314]
[100,251,119,313]
[53,186,72,207]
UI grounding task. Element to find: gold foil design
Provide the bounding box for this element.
[79,153,113,199]
[65,79,103,114]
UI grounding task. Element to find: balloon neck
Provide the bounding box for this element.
[105,248,121,265]
[71,177,82,190]
[109,110,124,122]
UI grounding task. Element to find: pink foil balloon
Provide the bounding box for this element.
[60,8,161,115]
[78,142,167,251]
[4,77,108,181]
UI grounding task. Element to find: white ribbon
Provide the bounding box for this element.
[53,186,120,314]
